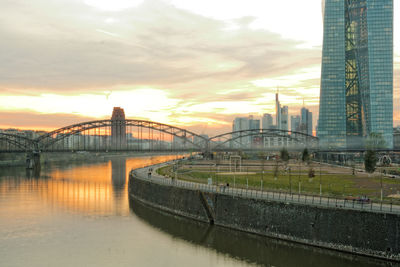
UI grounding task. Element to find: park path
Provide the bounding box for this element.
[132,161,400,215]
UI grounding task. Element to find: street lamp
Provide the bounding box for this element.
[319,151,322,196]
[289,167,292,195]
[380,169,384,202]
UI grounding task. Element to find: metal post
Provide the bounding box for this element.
[289,167,292,195]
[319,152,322,196]
[380,170,383,202]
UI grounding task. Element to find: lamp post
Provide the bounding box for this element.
[380,169,384,202]
[289,167,292,195]
[319,151,322,196]
[298,155,301,194]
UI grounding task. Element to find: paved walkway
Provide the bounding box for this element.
[131,161,400,215]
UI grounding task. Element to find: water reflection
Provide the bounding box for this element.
[0,154,178,217]
[1,154,389,267]
[25,167,41,179]
[129,198,389,267]
[111,158,126,199]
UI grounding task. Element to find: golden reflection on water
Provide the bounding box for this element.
[0,154,179,217]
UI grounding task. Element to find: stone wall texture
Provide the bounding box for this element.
[129,174,400,261]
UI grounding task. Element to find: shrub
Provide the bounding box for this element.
[364,150,377,174]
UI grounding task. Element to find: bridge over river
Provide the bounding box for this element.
[0,117,318,154]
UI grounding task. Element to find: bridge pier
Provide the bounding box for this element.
[26,151,41,169]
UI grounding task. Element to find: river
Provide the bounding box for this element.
[0,154,388,266]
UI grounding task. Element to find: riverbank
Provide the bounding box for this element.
[0,151,186,167]
[129,162,400,262]
[157,159,400,204]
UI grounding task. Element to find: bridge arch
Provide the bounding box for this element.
[209,129,319,151]
[0,133,36,152]
[36,119,208,151]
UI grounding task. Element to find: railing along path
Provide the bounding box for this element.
[131,161,400,215]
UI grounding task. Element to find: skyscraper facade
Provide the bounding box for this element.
[275,93,281,130]
[262,113,274,129]
[319,0,393,149]
[281,106,289,131]
[248,115,261,132]
[291,115,301,132]
[301,107,313,136]
[232,117,250,148]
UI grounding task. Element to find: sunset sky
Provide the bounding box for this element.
[0,0,399,135]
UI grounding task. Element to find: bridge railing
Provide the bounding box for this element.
[131,162,400,215]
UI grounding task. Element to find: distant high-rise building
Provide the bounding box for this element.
[275,93,281,129]
[111,107,126,150]
[232,116,260,147]
[290,115,301,132]
[300,107,313,136]
[307,112,313,136]
[262,113,273,129]
[232,117,250,147]
[248,115,260,132]
[281,106,289,131]
[319,0,393,148]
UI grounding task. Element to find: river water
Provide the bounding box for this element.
[0,155,389,267]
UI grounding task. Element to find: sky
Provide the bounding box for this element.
[0,0,399,136]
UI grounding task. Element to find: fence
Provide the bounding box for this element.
[131,161,400,215]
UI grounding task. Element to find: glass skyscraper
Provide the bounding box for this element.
[319,0,393,149]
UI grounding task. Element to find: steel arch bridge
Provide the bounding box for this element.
[0,133,37,152]
[0,122,319,153]
[208,129,319,151]
[35,119,208,152]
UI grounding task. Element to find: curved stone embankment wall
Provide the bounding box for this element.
[129,176,210,223]
[129,174,400,261]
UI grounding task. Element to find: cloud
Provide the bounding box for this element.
[0,0,320,94]
[0,111,98,130]
[0,0,398,134]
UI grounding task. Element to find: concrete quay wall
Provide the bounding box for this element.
[129,174,400,261]
[129,176,210,223]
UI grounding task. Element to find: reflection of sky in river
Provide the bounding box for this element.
[0,154,385,267]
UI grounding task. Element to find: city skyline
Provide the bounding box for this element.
[0,0,399,136]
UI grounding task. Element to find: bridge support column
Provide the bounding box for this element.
[26,151,41,169]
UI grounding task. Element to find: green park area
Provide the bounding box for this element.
[157,157,400,204]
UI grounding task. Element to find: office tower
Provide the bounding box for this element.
[232,117,249,132]
[232,116,260,147]
[319,0,393,148]
[262,113,273,129]
[249,115,260,147]
[249,115,260,132]
[275,93,281,130]
[281,106,289,131]
[301,107,313,136]
[111,107,126,150]
[291,115,301,132]
[232,117,250,147]
[307,112,313,136]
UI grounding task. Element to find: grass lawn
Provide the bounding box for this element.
[157,161,400,204]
